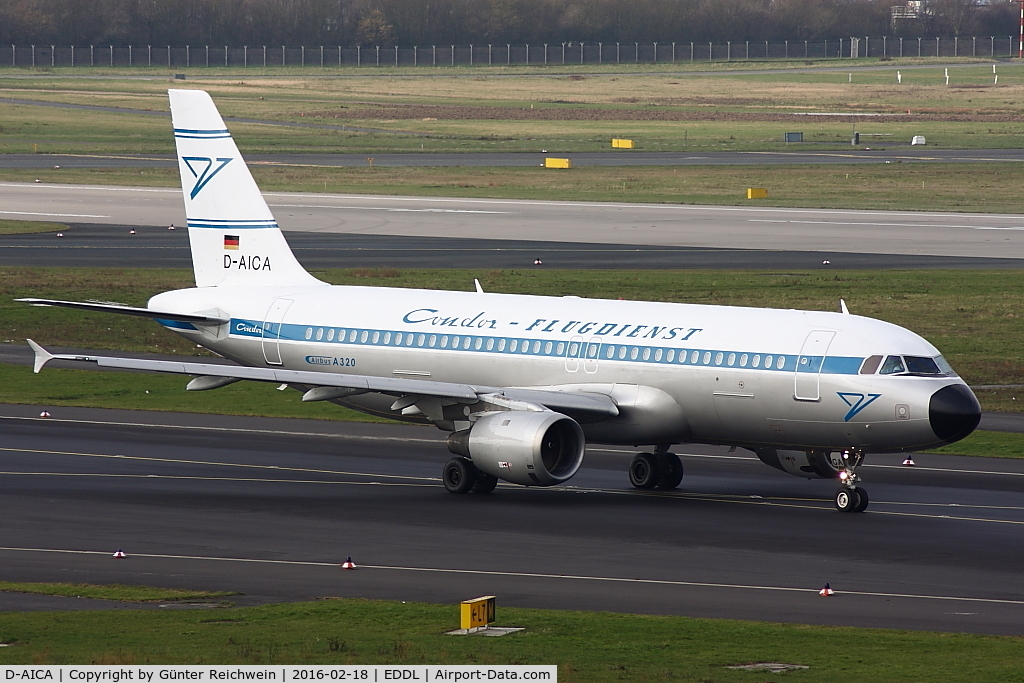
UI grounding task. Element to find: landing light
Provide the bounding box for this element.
[838,471,849,481]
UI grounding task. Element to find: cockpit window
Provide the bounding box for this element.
[904,356,942,375]
[935,355,956,375]
[859,355,883,374]
[879,355,906,374]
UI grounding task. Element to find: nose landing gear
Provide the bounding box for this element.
[834,449,869,513]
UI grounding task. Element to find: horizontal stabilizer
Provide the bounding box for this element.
[16,299,228,325]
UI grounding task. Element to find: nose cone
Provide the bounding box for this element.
[929,384,981,444]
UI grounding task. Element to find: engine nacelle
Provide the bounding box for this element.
[447,411,585,486]
[752,448,843,479]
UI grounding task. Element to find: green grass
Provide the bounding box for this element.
[0,596,1021,677]
[0,581,239,603]
[4,62,1024,154]
[924,429,1024,458]
[0,219,67,235]
[5,161,1024,213]
[3,267,1024,416]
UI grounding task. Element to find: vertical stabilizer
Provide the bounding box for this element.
[168,89,323,288]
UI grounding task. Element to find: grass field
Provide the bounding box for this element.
[0,594,1022,678]
[5,161,1024,213]
[0,581,239,602]
[0,219,68,234]
[4,60,1024,155]
[3,267,1024,415]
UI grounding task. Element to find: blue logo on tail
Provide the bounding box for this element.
[182,157,232,199]
[838,392,881,422]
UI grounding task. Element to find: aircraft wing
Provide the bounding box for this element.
[16,299,229,325]
[26,341,619,418]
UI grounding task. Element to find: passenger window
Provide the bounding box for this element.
[642,348,651,361]
[606,346,614,359]
[316,328,323,341]
[327,329,335,342]
[879,355,906,374]
[859,355,883,374]
[666,349,675,362]
[739,354,748,367]
[727,353,736,366]
[905,356,941,374]
[655,349,663,362]
[752,354,760,368]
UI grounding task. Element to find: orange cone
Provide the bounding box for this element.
[341,556,356,570]
[113,549,126,558]
[902,456,915,467]
[819,583,833,597]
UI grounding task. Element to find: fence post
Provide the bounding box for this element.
[451,44,454,66]
[127,45,130,66]
[301,45,305,66]
[899,37,903,57]
[544,43,548,64]
[653,42,657,63]
[581,42,584,63]
[395,45,398,66]
[414,45,417,66]
[709,42,712,61]
[918,37,921,56]
[225,45,228,66]
[727,41,730,61]
[339,46,342,66]
[282,45,285,66]
[322,45,325,67]
[508,43,512,65]
[592,43,595,64]
[954,36,958,57]
[148,44,152,66]
[489,44,492,65]
[263,46,267,67]
[524,43,527,64]
[377,45,380,66]
[691,42,694,62]
[672,41,675,63]
[936,36,940,56]
[991,36,994,56]
[90,45,94,66]
[110,44,113,66]
[431,45,435,67]
[765,40,768,58]
[32,44,35,67]
[745,40,748,59]
[11,44,14,67]
[882,36,886,55]
[244,46,248,67]
[470,44,473,65]
[972,36,976,56]
[356,46,360,66]
[865,35,868,57]
[615,42,618,64]
[823,39,826,58]
[71,45,74,66]
[635,42,639,63]
[804,40,808,58]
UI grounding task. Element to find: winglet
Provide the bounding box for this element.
[840,299,850,315]
[26,339,54,373]
[474,279,484,294]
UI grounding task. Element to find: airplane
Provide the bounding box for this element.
[21,89,982,513]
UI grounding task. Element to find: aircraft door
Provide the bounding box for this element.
[794,330,835,401]
[584,337,602,373]
[564,335,584,372]
[261,298,293,366]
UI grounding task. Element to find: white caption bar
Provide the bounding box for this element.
[2,666,556,683]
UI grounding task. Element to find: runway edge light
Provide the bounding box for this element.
[341,556,356,570]
[819,583,833,597]
[113,549,126,558]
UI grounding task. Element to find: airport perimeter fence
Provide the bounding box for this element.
[6,37,1021,69]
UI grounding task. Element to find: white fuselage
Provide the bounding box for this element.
[151,283,969,453]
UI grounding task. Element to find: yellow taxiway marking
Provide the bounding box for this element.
[0,546,1021,607]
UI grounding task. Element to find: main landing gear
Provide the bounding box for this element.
[443,456,498,494]
[628,446,684,490]
[834,449,869,513]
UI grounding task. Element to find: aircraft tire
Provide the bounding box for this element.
[443,457,477,494]
[853,486,869,512]
[834,487,859,513]
[655,453,684,489]
[628,453,661,489]
[471,474,499,494]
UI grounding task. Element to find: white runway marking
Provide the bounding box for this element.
[1,546,1022,606]
[748,219,1024,230]
[269,203,508,214]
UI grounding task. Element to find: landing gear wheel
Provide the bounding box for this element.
[471,474,499,494]
[628,453,661,489]
[655,453,684,490]
[443,457,477,494]
[835,487,862,513]
[852,486,869,512]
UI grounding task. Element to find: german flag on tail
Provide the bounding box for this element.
[223,235,239,250]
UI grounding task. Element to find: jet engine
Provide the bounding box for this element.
[447,410,585,486]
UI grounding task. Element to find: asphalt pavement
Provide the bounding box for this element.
[0,404,1021,634]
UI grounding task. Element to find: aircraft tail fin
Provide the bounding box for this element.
[168,89,323,288]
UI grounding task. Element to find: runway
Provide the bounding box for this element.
[5,223,1022,269]
[4,149,1023,169]
[1,403,1022,633]
[4,181,1024,260]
